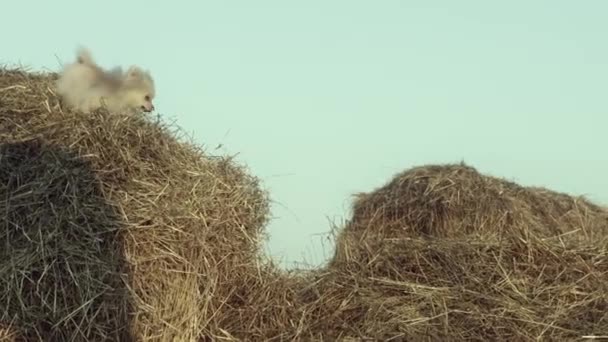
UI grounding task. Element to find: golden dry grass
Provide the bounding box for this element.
[328,164,608,340]
[1,67,606,341]
[0,68,270,341]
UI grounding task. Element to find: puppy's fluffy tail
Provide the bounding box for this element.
[76,47,95,66]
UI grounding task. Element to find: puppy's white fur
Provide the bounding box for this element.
[56,48,156,114]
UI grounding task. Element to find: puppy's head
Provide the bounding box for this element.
[122,66,156,112]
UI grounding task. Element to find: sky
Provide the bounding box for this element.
[2,1,607,269]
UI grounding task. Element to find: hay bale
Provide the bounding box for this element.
[347,163,608,241]
[0,68,270,340]
[3,66,606,341]
[322,163,608,340]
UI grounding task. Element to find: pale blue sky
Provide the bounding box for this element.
[3,1,607,268]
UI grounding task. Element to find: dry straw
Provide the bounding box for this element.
[328,164,608,340]
[0,68,606,341]
[0,68,271,341]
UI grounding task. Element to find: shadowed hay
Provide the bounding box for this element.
[1,67,607,341]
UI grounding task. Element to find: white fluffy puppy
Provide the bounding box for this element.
[55,48,156,113]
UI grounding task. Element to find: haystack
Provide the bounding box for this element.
[0,68,270,341]
[321,163,608,340]
[2,65,607,341]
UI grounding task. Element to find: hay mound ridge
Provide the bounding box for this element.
[0,68,607,341]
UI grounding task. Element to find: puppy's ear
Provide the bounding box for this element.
[76,47,94,65]
[126,66,142,80]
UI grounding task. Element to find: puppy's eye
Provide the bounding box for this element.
[144,95,151,101]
